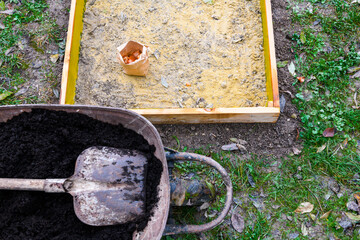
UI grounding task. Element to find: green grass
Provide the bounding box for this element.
[274,0,360,238]
[291,0,360,170]
[0,0,61,104]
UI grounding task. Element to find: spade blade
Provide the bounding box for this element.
[67,146,147,226]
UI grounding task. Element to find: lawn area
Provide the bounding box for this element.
[1,0,360,239]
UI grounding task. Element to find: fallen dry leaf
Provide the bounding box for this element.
[317,144,326,153]
[339,220,352,229]
[0,9,14,14]
[345,212,360,221]
[353,91,358,109]
[292,147,301,155]
[320,211,331,219]
[354,192,360,206]
[341,138,348,149]
[221,143,238,151]
[296,129,300,141]
[236,144,247,152]
[247,172,256,188]
[231,211,245,233]
[323,128,335,137]
[14,87,28,97]
[328,178,340,194]
[50,54,59,63]
[205,210,217,218]
[199,202,210,210]
[347,66,360,74]
[350,70,360,79]
[295,202,314,213]
[301,223,308,236]
[347,201,359,212]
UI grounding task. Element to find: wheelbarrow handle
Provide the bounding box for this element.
[163,149,233,235]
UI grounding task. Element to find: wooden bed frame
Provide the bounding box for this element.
[60,0,279,124]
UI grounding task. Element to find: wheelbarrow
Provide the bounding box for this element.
[0,104,233,239]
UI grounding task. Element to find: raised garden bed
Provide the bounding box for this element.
[61,0,279,123]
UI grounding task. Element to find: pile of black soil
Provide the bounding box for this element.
[0,109,163,239]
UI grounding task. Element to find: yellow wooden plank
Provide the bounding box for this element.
[60,0,85,104]
[261,0,280,108]
[132,107,280,124]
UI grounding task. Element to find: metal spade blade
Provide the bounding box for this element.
[0,146,148,226]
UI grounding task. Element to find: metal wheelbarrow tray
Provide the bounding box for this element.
[0,104,233,239]
[60,0,280,124]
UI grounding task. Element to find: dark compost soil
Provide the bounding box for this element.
[0,109,163,240]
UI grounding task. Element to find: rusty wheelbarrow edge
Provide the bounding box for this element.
[0,104,233,237]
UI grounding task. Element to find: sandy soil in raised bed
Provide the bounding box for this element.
[76,0,267,109]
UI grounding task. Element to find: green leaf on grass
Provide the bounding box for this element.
[205,181,216,197]
[300,31,306,44]
[0,1,5,11]
[0,91,12,101]
[277,61,288,68]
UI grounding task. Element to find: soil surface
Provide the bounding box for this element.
[76,0,267,109]
[0,109,162,239]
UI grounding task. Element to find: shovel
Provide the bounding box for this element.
[0,146,147,226]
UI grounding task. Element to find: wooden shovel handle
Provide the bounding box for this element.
[0,178,66,193]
